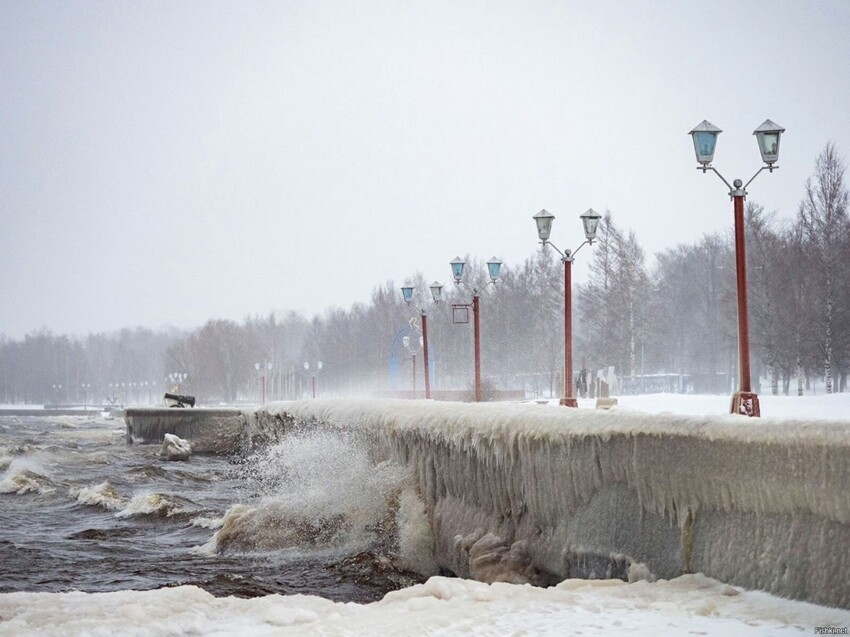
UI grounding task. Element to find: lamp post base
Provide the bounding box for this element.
[559,397,578,408]
[730,391,760,417]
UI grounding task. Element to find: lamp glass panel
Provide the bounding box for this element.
[582,215,600,240]
[401,286,414,303]
[692,131,718,164]
[487,260,502,280]
[451,261,465,281]
[757,132,779,163]
[535,216,553,241]
[430,283,443,302]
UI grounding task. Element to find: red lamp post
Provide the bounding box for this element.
[401,282,444,399]
[689,119,785,417]
[401,334,422,396]
[533,208,601,407]
[254,361,272,404]
[303,361,323,398]
[450,257,502,402]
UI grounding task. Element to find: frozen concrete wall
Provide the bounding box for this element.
[251,399,850,609]
[125,407,248,455]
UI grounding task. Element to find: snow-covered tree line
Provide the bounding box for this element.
[1,144,847,404]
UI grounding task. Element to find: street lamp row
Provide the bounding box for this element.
[392,118,782,412]
[400,257,503,403]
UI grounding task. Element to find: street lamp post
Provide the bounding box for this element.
[401,281,444,400]
[401,333,425,397]
[81,383,91,410]
[689,118,785,417]
[450,256,502,402]
[532,208,601,407]
[303,361,323,398]
[254,362,273,405]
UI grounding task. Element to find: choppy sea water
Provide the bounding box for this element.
[0,415,425,602]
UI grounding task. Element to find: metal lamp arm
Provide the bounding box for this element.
[570,239,592,259]
[703,166,734,192]
[454,279,475,296]
[541,239,566,259]
[744,166,771,191]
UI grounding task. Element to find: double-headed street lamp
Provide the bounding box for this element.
[689,119,785,417]
[254,362,273,405]
[532,208,601,407]
[303,361,322,398]
[401,281,444,399]
[450,256,502,402]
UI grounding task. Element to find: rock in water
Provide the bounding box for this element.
[160,433,192,461]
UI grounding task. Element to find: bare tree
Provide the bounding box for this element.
[798,143,849,393]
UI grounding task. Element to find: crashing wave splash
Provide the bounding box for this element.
[0,459,56,495]
[196,429,437,577]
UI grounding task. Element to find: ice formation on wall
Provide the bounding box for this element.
[250,399,850,608]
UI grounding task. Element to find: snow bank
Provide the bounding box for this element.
[1,575,847,636]
[252,398,850,608]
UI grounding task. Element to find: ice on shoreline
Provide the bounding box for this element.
[1,574,847,636]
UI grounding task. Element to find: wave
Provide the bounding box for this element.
[70,482,126,511]
[115,492,200,518]
[191,515,225,529]
[127,465,174,481]
[0,458,56,495]
[125,464,214,484]
[199,430,429,566]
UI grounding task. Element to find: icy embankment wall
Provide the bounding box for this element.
[125,408,248,455]
[253,399,850,608]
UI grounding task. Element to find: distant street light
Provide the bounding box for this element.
[532,208,601,407]
[400,281,443,399]
[688,118,785,417]
[401,332,425,397]
[303,361,323,398]
[81,383,91,410]
[450,256,502,402]
[167,372,187,392]
[254,361,273,405]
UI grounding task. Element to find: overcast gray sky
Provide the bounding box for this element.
[1,1,848,339]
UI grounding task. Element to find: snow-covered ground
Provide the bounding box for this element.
[1,573,848,636]
[570,391,850,420]
[2,393,849,636]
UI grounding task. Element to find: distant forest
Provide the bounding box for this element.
[2,144,848,405]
